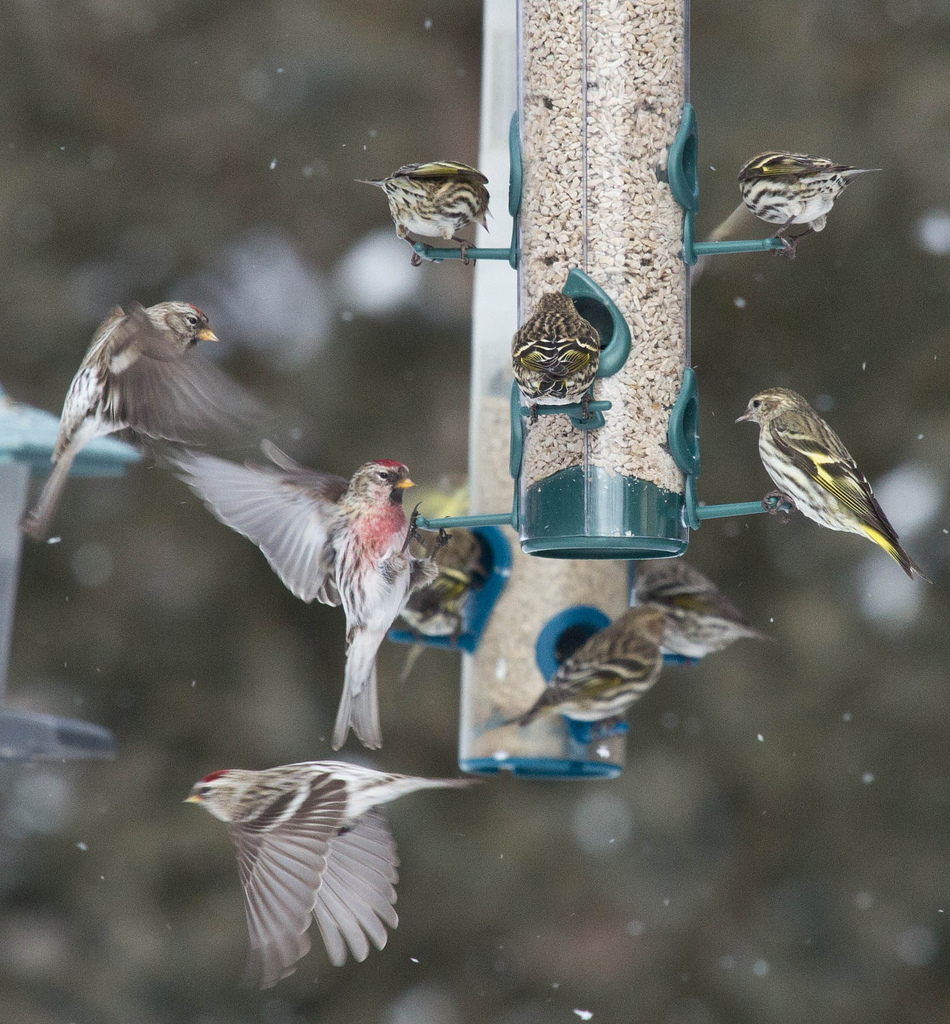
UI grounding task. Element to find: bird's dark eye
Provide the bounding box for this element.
[186,314,200,327]
[752,399,761,408]
[198,785,211,796]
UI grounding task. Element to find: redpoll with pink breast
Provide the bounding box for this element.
[171,442,438,749]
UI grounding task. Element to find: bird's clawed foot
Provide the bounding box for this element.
[774,225,814,260]
[774,231,799,260]
[529,404,539,424]
[430,527,451,557]
[763,489,796,522]
[404,235,423,266]
[404,503,424,551]
[452,236,472,264]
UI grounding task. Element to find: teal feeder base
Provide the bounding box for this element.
[460,755,621,779]
[519,465,688,559]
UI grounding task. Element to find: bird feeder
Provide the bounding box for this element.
[0,383,139,760]
[413,1,793,778]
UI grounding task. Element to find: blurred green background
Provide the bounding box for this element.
[2,1,949,1022]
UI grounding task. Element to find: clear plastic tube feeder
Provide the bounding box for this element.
[515,0,690,558]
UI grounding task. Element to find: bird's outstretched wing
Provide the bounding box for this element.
[311,811,400,967]
[172,445,349,603]
[107,345,265,443]
[230,774,349,988]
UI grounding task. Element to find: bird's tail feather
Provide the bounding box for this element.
[21,444,80,541]
[332,630,385,749]
[863,526,932,583]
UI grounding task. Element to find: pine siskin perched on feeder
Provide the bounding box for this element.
[358,161,489,266]
[185,760,471,988]
[511,605,665,727]
[634,559,765,660]
[737,388,931,581]
[171,442,439,749]
[399,527,489,639]
[512,293,601,421]
[22,301,260,541]
[738,152,879,257]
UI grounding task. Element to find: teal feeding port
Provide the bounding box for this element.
[0,383,139,761]
[669,104,786,266]
[386,526,512,654]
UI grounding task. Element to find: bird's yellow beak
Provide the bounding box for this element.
[196,328,219,343]
[355,178,385,188]
[184,794,203,804]
[395,478,415,489]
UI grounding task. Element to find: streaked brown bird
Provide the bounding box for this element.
[634,558,765,659]
[185,760,471,988]
[398,528,489,639]
[172,443,438,749]
[512,292,600,419]
[511,605,665,726]
[359,161,489,265]
[22,301,259,540]
[738,152,879,257]
[737,387,930,581]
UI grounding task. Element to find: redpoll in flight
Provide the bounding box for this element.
[23,300,259,540]
[185,760,470,987]
[172,443,438,749]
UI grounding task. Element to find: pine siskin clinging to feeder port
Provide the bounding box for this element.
[510,605,665,727]
[399,527,489,639]
[172,442,439,749]
[738,152,879,258]
[22,301,260,541]
[185,760,471,988]
[358,161,489,266]
[737,388,931,581]
[512,292,600,421]
[634,559,765,660]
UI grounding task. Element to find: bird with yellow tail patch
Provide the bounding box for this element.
[737,387,931,581]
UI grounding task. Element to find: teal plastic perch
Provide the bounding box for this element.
[667,103,786,266]
[413,112,522,268]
